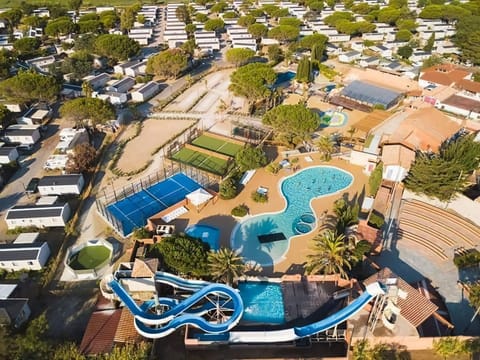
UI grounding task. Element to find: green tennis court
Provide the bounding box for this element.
[171,148,230,175]
[191,135,243,157]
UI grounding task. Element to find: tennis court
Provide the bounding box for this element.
[191,134,243,157]
[171,147,230,175]
[105,173,203,236]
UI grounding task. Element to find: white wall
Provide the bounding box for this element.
[0,243,50,271]
[383,165,408,182]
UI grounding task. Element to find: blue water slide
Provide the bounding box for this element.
[154,271,210,291]
[228,282,385,343]
[108,279,244,336]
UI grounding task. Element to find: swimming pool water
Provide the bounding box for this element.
[231,166,353,266]
[275,71,296,85]
[185,224,220,251]
[238,282,285,324]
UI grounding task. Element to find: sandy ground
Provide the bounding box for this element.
[165,70,234,112]
[158,154,369,275]
[116,119,195,173]
[307,96,369,135]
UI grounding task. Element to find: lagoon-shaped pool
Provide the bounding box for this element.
[230,166,353,267]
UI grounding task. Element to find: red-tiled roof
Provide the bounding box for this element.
[131,258,158,278]
[79,309,122,355]
[457,79,480,94]
[443,94,480,112]
[420,64,470,87]
[114,307,141,344]
[363,267,438,328]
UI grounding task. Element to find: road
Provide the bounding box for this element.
[0,122,61,224]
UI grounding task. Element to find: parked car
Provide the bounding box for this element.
[25,177,40,194]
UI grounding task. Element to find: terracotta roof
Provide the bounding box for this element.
[79,309,122,355]
[354,110,391,136]
[457,79,480,94]
[390,107,461,151]
[363,267,438,328]
[420,64,470,86]
[95,294,116,311]
[131,258,158,278]
[381,143,416,169]
[356,220,382,252]
[442,94,480,112]
[114,307,141,343]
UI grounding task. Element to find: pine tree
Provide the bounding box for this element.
[296,57,312,83]
[311,44,323,62]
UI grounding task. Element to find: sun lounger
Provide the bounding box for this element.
[257,186,268,195]
[161,206,188,223]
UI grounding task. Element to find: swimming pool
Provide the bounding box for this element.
[238,282,285,324]
[185,224,220,251]
[231,166,353,266]
[275,71,296,85]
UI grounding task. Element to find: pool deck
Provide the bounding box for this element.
[160,152,369,275]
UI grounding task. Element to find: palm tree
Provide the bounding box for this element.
[306,230,352,279]
[81,81,93,98]
[208,248,260,286]
[316,135,335,161]
[347,126,357,145]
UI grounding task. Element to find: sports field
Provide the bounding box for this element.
[68,245,111,270]
[171,148,229,175]
[191,135,243,157]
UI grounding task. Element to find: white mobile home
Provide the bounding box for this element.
[4,125,41,145]
[0,233,50,271]
[131,81,160,102]
[5,203,71,229]
[114,60,140,75]
[106,77,136,93]
[0,144,18,164]
[124,61,147,77]
[38,174,85,196]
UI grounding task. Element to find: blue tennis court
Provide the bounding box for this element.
[106,173,203,236]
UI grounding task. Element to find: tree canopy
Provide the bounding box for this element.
[404,134,480,202]
[149,235,209,277]
[208,248,253,286]
[146,48,188,79]
[13,37,41,57]
[296,57,313,83]
[455,15,480,65]
[0,70,60,103]
[397,45,413,59]
[298,33,328,50]
[235,145,268,172]
[262,104,320,147]
[268,25,299,42]
[204,18,225,32]
[248,23,268,39]
[94,34,140,62]
[66,143,97,173]
[279,17,302,27]
[45,17,76,37]
[225,48,255,67]
[59,97,115,126]
[237,15,256,27]
[229,63,277,104]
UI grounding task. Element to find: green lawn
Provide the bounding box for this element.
[68,245,111,270]
[191,135,243,157]
[171,147,229,175]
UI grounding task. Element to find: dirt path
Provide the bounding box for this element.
[116,119,195,173]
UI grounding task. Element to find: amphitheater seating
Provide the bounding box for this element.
[406,200,480,247]
[399,200,480,252]
[397,229,448,261]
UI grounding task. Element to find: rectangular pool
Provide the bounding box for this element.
[238,282,285,324]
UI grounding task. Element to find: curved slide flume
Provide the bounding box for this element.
[228,282,385,343]
[109,271,384,342]
[108,279,244,339]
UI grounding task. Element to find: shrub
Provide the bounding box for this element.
[231,204,249,217]
[251,191,268,203]
[453,250,480,269]
[266,162,281,174]
[368,211,384,229]
[368,162,383,196]
[219,178,237,199]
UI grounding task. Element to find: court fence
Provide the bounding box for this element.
[95,163,220,236]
